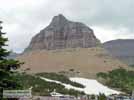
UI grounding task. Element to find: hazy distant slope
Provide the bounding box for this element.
[103,39,134,65]
[7,52,18,59]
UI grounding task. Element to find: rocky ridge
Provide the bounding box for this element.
[103,39,134,65]
[25,14,100,52]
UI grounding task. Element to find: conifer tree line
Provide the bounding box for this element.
[0,21,22,99]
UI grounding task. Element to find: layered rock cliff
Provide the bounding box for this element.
[25,14,100,52]
[18,14,128,77]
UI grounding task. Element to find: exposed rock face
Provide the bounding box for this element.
[18,15,128,77]
[25,14,100,52]
[103,39,134,65]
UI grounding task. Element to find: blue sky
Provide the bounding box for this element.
[0,0,134,53]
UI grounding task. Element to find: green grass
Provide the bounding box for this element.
[97,68,134,94]
[13,73,85,96]
[36,72,85,88]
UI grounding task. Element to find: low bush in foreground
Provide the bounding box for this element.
[14,73,85,96]
[97,68,134,94]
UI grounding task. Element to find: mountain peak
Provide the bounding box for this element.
[56,14,66,19]
[50,14,68,26]
[24,15,101,52]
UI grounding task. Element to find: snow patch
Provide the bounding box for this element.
[40,77,83,91]
[70,77,120,96]
[40,77,120,96]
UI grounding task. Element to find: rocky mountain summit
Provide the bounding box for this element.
[25,14,100,52]
[18,15,128,77]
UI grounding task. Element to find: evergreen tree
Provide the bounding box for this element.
[98,93,106,100]
[0,21,22,99]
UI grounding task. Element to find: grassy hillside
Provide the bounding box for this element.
[13,73,85,96]
[97,68,134,94]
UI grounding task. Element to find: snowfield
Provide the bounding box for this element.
[40,77,120,96]
[70,77,120,96]
[40,77,83,91]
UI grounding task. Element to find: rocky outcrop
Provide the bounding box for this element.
[24,14,101,52]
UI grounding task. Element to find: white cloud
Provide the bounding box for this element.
[0,0,134,53]
[92,26,134,43]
